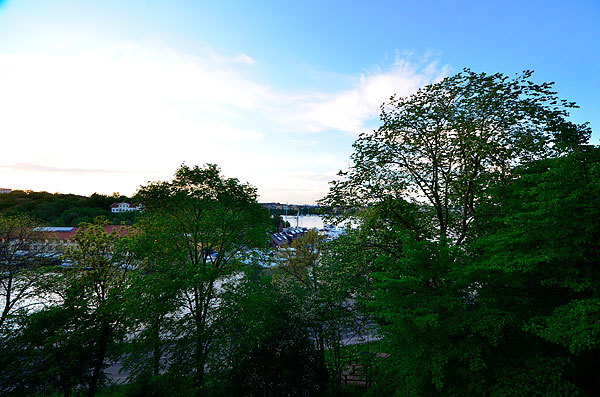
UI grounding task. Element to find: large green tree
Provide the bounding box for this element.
[133,164,272,394]
[1,221,135,396]
[323,69,590,244]
[119,215,185,387]
[321,70,594,395]
[60,222,134,397]
[469,147,600,395]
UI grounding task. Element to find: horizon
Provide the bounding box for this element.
[0,186,322,207]
[1,1,598,203]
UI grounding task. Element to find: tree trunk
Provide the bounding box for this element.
[0,274,13,328]
[60,372,70,397]
[152,317,161,377]
[334,339,342,397]
[195,337,205,396]
[88,320,110,397]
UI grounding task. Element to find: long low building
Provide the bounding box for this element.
[34,225,133,243]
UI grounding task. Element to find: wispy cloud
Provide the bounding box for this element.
[234,53,256,65]
[0,43,447,200]
[271,57,449,134]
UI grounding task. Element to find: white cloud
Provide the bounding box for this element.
[275,58,449,134]
[0,44,447,200]
[234,53,256,65]
[0,45,265,163]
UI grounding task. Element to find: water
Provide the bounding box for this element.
[281,214,357,230]
[282,214,326,229]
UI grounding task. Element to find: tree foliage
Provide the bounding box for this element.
[0,215,53,331]
[57,221,134,396]
[274,229,375,395]
[132,163,272,393]
[471,147,600,394]
[322,69,590,244]
[210,272,327,396]
[322,70,597,395]
[0,190,139,226]
[0,220,135,396]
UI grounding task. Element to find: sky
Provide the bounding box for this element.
[0,0,598,204]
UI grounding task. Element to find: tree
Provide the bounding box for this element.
[1,220,134,396]
[133,164,272,393]
[275,230,330,357]
[57,207,107,226]
[58,221,134,397]
[0,215,53,331]
[322,69,590,244]
[321,70,594,395]
[0,287,98,396]
[274,229,373,395]
[470,147,600,394]
[119,215,184,385]
[209,271,327,396]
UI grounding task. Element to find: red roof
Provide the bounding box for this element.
[101,224,132,236]
[38,225,134,241]
[110,202,136,208]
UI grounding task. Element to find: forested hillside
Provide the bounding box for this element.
[0,191,139,226]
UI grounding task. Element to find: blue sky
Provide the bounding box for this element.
[0,0,598,203]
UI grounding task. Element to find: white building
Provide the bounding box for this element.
[109,202,142,213]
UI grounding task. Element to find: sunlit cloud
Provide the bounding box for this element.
[275,57,449,134]
[0,43,447,201]
[234,53,256,65]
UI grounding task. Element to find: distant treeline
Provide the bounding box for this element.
[0,190,140,226]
